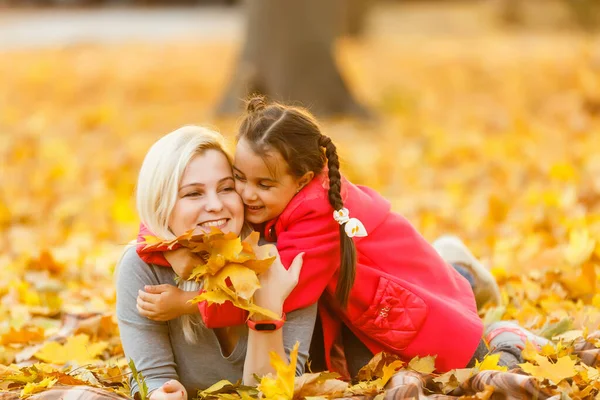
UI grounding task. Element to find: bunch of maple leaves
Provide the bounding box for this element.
[142,228,281,320]
[2,8,600,398]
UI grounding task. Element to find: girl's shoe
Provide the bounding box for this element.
[485,321,553,351]
[432,235,502,310]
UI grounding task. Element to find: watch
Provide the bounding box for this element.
[247,313,286,331]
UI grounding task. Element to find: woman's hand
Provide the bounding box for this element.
[164,248,203,280]
[137,285,197,321]
[149,380,187,400]
[252,246,304,320]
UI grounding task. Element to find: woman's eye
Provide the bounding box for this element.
[184,192,201,198]
[221,186,235,192]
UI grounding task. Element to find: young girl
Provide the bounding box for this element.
[117,126,313,400]
[136,99,532,378]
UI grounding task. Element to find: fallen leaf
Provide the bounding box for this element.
[34,334,107,365]
[408,355,436,374]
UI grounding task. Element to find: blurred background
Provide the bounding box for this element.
[1,0,600,384]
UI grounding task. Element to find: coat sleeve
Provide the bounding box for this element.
[277,201,341,312]
[136,223,177,267]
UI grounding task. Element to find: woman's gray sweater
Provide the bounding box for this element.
[115,246,317,398]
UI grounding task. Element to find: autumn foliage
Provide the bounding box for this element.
[1,16,600,399]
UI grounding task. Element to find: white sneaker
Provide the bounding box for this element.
[432,235,502,310]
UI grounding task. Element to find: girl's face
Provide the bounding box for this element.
[233,138,312,226]
[169,149,244,237]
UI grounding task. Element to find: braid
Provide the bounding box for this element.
[320,136,343,210]
[320,135,357,307]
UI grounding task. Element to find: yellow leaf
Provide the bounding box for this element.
[549,162,577,182]
[592,293,600,308]
[475,353,508,371]
[1,327,44,345]
[294,372,348,398]
[519,355,577,384]
[578,363,600,383]
[373,360,403,389]
[521,340,540,362]
[34,334,107,365]
[198,379,236,397]
[216,264,261,300]
[552,330,584,343]
[408,355,436,374]
[211,236,244,265]
[244,257,277,275]
[191,290,231,305]
[357,352,404,381]
[20,377,57,398]
[564,229,595,266]
[258,342,298,399]
[140,235,162,247]
[189,264,209,282]
[433,369,474,394]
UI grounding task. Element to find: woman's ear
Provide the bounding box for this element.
[297,171,315,192]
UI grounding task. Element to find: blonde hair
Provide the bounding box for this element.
[137,125,229,240]
[136,125,230,343]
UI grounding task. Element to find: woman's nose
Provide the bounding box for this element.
[204,193,224,212]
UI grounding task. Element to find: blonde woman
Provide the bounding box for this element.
[115,126,316,400]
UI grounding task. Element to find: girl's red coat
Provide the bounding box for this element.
[137,174,483,373]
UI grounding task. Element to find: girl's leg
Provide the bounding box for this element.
[468,321,554,369]
[341,324,374,379]
[432,235,502,310]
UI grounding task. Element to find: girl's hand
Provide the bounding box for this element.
[137,285,197,321]
[252,246,304,319]
[149,380,187,400]
[164,248,203,280]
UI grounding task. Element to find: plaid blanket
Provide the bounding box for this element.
[2,332,598,400]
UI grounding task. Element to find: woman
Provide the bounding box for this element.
[115,126,316,400]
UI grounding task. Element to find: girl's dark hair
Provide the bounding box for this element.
[238,95,357,307]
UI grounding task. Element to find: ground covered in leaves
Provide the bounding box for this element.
[1,8,600,399]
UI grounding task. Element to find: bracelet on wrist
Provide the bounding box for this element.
[247,312,286,331]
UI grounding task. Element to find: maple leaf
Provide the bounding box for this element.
[577,363,600,383]
[357,352,404,381]
[294,372,347,399]
[521,340,541,362]
[372,360,403,389]
[475,353,508,372]
[139,235,163,251]
[519,354,577,384]
[213,264,261,301]
[552,330,584,343]
[1,327,44,345]
[258,342,298,399]
[20,377,57,399]
[34,334,108,365]
[408,355,436,374]
[564,229,595,266]
[433,369,474,394]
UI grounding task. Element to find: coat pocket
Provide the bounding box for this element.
[353,276,428,352]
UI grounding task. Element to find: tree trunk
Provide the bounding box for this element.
[217,0,368,117]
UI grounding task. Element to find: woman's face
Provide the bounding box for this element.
[169,149,244,237]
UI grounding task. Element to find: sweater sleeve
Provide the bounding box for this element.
[136,223,176,267]
[278,201,341,313]
[115,247,179,397]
